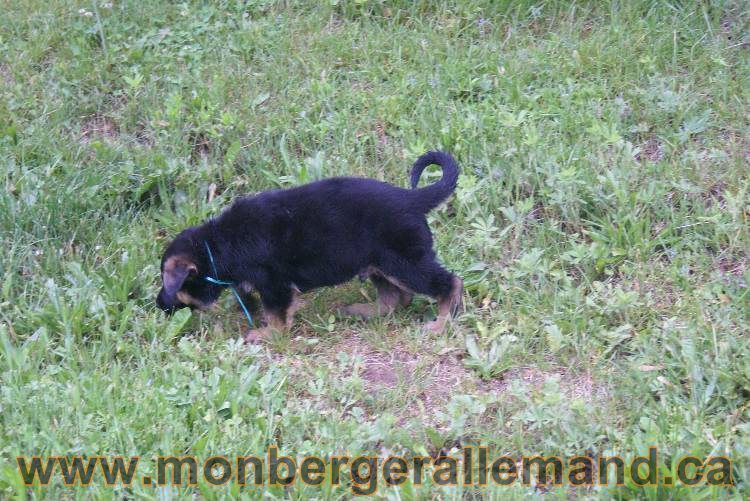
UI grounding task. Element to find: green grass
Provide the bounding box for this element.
[1,0,749,498]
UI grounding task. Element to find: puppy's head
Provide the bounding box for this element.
[156,228,222,313]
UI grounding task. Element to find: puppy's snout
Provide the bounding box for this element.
[156,289,185,313]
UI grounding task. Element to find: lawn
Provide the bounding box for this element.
[1,0,748,498]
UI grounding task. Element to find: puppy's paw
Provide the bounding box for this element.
[244,328,269,344]
[423,318,446,333]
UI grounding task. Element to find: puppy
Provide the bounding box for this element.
[156,151,463,342]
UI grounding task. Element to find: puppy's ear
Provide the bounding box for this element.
[162,256,198,297]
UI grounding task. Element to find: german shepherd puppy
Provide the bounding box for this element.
[156,151,463,342]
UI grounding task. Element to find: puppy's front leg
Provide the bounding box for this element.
[243,315,283,344]
[244,285,301,344]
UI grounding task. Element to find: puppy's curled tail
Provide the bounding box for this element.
[409,151,459,212]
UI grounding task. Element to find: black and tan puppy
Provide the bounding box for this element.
[156,151,463,342]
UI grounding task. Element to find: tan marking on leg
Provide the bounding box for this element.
[340,272,402,318]
[243,311,285,344]
[398,290,414,307]
[379,274,415,295]
[373,269,414,308]
[372,270,416,304]
[244,288,302,344]
[376,283,401,311]
[424,276,463,332]
[285,286,303,326]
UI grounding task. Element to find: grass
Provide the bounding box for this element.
[0,0,748,498]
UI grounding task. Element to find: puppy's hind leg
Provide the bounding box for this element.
[340,273,401,319]
[423,275,463,333]
[398,288,414,308]
[379,256,463,333]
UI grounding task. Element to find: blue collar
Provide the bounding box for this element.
[203,241,253,328]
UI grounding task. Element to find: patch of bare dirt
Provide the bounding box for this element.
[325,17,344,34]
[190,132,211,160]
[80,114,118,143]
[479,367,611,404]
[350,80,373,93]
[416,354,475,419]
[579,20,594,39]
[636,137,664,162]
[361,350,418,389]
[317,334,422,392]
[716,130,750,165]
[301,333,613,428]
[0,63,13,86]
[374,121,389,150]
[717,255,748,278]
[133,121,155,148]
[703,180,727,208]
[720,6,750,48]
[634,273,679,311]
[310,334,476,425]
